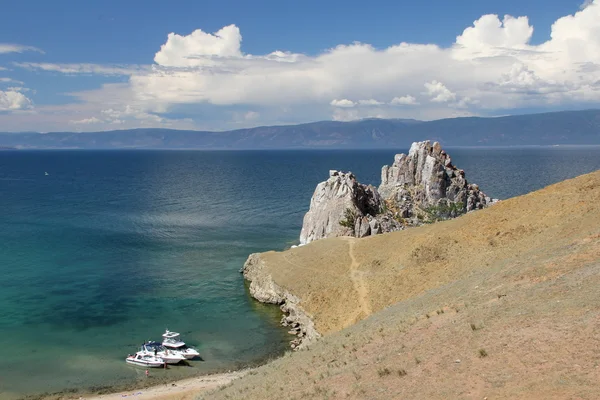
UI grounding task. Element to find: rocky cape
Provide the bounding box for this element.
[221,170,600,400]
[242,140,495,349]
[300,140,496,244]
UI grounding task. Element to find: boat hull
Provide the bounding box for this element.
[125,358,164,368]
[137,351,184,364]
[162,330,200,359]
[159,354,185,364]
[138,350,185,364]
[163,345,199,359]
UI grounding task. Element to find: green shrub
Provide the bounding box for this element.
[423,201,465,222]
[339,208,358,229]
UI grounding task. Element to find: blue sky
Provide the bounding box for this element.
[0,0,598,132]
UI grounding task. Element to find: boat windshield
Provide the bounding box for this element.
[145,344,165,350]
[163,330,182,339]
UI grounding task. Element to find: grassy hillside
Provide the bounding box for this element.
[203,170,600,399]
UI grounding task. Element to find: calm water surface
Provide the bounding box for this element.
[0,147,599,398]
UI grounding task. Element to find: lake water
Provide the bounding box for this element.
[1,147,599,398]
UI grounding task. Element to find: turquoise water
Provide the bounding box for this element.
[1,148,600,398]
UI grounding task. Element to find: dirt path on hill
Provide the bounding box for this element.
[344,237,372,321]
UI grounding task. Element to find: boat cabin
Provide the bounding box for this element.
[162,330,186,348]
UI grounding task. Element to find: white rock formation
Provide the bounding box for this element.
[299,141,497,244]
[379,140,495,216]
[299,170,393,245]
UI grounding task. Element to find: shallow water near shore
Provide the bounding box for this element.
[1,147,600,399]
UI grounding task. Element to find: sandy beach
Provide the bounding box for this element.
[74,370,247,400]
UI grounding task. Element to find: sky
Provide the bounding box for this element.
[0,0,599,132]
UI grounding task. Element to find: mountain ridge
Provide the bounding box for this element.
[2,109,599,149]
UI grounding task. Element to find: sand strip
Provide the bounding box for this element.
[77,370,248,400]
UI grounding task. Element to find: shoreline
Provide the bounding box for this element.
[83,370,248,400]
[34,369,250,400]
[23,273,294,400]
[241,253,321,350]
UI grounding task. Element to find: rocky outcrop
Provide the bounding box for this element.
[299,170,403,245]
[242,140,496,349]
[299,140,497,244]
[242,254,320,350]
[379,141,495,220]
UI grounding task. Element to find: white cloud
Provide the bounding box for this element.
[0,44,43,54]
[7,87,34,94]
[330,99,356,108]
[68,106,176,128]
[358,99,384,106]
[581,0,595,9]
[4,2,600,130]
[390,95,418,105]
[454,14,533,55]
[425,81,457,103]
[0,78,25,87]
[0,90,32,111]
[129,3,600,119]
[14,62,147,76]
[244,111,259,120]
[70,117,102,125]
[154,25,243,67]
[101,106,164,123]
[332,108,360,121]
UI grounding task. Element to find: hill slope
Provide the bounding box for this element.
[207,170,600,399]
[2,109,600,149]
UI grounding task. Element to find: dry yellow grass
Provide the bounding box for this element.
[203,170,600,399]
[257,169,600,335]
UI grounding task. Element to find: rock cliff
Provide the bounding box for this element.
[242,254,320,350]
[299,170,402,245]
[299,140,496,244]
[380,140,495,218]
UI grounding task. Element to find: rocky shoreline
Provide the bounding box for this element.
[241,254,320,350]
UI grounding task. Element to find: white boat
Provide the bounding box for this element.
[161,330,200,359]
[125,352,164,368]
[140,341,186,364]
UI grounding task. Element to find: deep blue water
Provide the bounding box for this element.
[1,147,599,398]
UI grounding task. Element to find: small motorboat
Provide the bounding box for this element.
[125,352,164,368]
[162,330,200,359]
[140,341,186,364]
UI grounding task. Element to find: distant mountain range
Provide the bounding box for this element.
[2,109,600,149]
